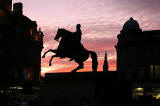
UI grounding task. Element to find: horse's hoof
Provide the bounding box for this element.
[42,55,45,58]
[49,63,52,66]
[71,70,76,73]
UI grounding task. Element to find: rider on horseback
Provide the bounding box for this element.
[73,24,82,42]
[69,24,82,61]
[58,24,82,61]
[42,24,98,72]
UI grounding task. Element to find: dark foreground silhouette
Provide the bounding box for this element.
[42,27,98,72]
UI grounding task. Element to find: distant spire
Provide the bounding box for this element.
[103,51,108,72]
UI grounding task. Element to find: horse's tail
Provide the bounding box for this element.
[89,51,98,72]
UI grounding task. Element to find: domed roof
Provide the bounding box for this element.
[123,17,140,30]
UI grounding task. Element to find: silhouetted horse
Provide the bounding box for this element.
[42,28,98,72]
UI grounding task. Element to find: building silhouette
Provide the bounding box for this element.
[0,0,12,13]
[0,1,43,86]
[116,17,160,80]
[11,2,44,82]
[103,51,108,72]
[0,0,13,86]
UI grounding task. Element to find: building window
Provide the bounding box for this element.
[150,65,154,79]
[152,49,160,58]
[150,65,160,79]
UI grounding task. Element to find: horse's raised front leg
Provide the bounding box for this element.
[42,49,57,58]
[49,55,58,66]
[71,62,84,73]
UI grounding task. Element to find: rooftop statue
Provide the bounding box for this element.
[42,24,98,72]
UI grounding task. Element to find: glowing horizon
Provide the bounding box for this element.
[13,0,160,76]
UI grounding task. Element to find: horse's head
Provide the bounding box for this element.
[54,28,62,41]
[54,28,71,41]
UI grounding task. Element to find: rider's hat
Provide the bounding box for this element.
[76,24,81,29]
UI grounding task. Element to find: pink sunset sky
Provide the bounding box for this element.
[13,0,160,76]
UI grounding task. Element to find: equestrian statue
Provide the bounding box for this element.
[42,24,98,72]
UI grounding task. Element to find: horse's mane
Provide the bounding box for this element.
[60,28,72,34]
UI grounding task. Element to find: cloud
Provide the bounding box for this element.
[16,0,160,74]
[83,37,117,54]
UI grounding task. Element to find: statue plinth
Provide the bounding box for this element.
[40,72,119,106]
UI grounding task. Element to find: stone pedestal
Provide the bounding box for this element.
[40,72,121,106]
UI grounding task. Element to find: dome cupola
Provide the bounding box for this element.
[123,17,140,30]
